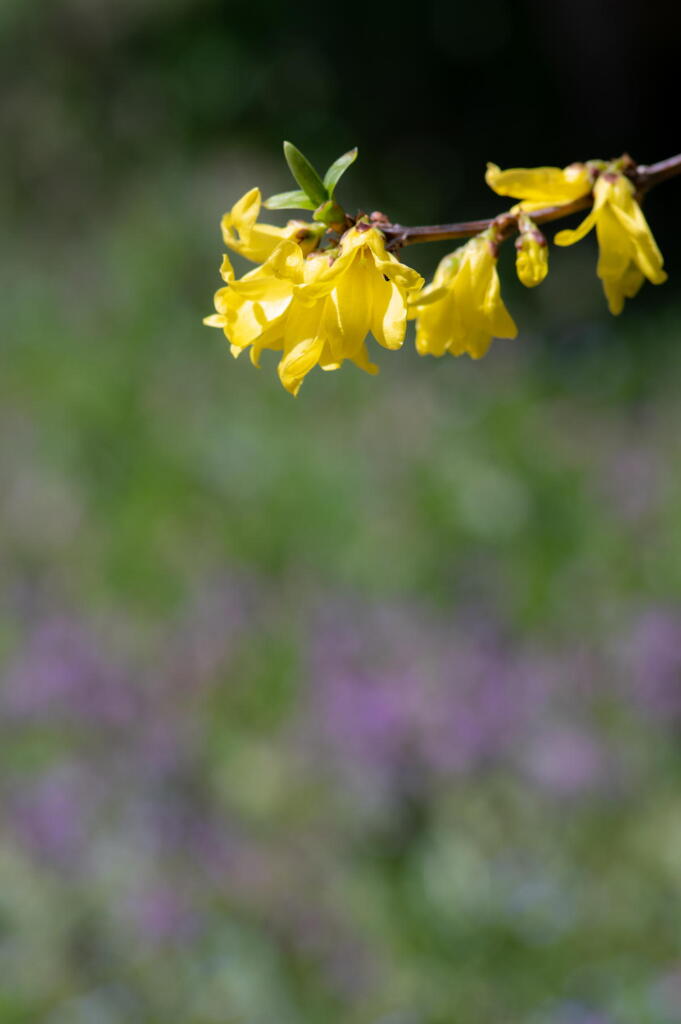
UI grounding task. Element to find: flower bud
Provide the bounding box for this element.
[515,217,548,288]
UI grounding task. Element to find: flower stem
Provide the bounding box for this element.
[380,152,681,249]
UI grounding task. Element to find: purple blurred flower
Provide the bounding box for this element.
[552,1008,613,1024]
[8,765,95,866]
[604,443,660,523]
[2,617,136,726]
[155,574,254,696]
[620,609,681,719]
[522,726,607,796]
[132,886,201,944]
[308,600,549,783]
[649,965,681,1018]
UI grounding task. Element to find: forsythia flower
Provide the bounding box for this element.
[203,246,294,366]
[411,233,517,359]
[554,170,667,315]
[220,187,318,263]
[204,223,423,395]
[486,161,593,212]
[515,215,549,288]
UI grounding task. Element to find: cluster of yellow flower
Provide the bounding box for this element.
[486,160,667,315]
[205,156,667,395]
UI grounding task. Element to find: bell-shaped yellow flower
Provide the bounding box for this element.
[203,246,294,365]
[554,171,667,314]
[486,161,593,212]
[204,224,423,395]
[515,215,549,288]
[411,233,517,360]
[276,224,423,394]
[220,187,318,263]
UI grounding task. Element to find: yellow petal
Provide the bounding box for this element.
[603,264,645,315]
[609,199,667,284]
[299,229,367,300]
[249,316,287,366]
[222,270,291,349]
[227,271,291,302]
[220,255,235,283]
[371,275,408,350]
[229,188,261,234]
[350,342,379,375]
[319,340,342,372]
[277,300,325,395]
[328,258,372,356]
[225,302,268,350]
[337,224,376,256]
[292,253,353,304]
[414,291,457,357]
[203,313,228,328]
[554,208,599,247]
[486,162,591,204]
[278,335,325,395]
[229,240,303,294]
[265,239,307,284]
[408,285,449,315]
[221,187,292,263]
[364,229,424,292]
[477,258,517,339]
[462,328,495,360]
[595,205,631,283]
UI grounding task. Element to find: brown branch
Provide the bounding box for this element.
[637,153,681,188]
[379,152,681,250]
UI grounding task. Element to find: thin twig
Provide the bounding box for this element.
[637,153,681,188]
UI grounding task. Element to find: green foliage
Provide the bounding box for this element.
[274,144,357,223]
[283,141,328,207]
[323,147,358,197]
[263,189,316,211]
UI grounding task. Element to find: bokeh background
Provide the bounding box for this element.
[2,2,681,1021]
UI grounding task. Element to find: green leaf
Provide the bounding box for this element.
[263,189,316,211]
[283,141,328,206]
[323,147,358,197]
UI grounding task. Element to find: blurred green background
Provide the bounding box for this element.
[2,2,681,1022]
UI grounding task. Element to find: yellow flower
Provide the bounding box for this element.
[220,187,318,263]
[204,224,423,395]
[514,216,549,288]
[276,225,423,394]
[411,233,517,359]
[554,171,667,314]
[203,246,294,365]
[486,161,593,212]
